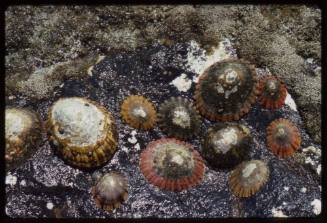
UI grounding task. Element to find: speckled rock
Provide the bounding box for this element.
[5,40,321,218]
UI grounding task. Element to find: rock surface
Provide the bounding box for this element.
[5,41,321,218]
[5,5,321,218]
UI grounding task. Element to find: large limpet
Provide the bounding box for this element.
[158,97,201,139]
[266,118,301,158]
[194,59,259,121]
[140,138,205,192]
[120,95,157,130]
[258,75,287,109]
[47,97,118,168]
[91,172,128,212]
[5,108,43,171]
[228,160,269,197]
[202,123,252,169]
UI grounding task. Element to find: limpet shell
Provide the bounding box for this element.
[202,123,252,169]
[120,95,157,130]
[194,59,259,121]
[266,118,301,158]
[91,172,128,212]
[5,108,43,171]
[47,97,118,169]
[228,160,269,197]
[258,75,287,109]
[140,138,205,192]
[158,97,201,139]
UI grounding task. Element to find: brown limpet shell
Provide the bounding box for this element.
[194,58,259,121]
[158,97,201,140]
[266,118,301,158]
[91,172,128,212]
[47,97,118,169]
[258,75,287,109]
[228,160,269,197]
[120,95,157,130]
[202,123,252,169]
[5,108,43,172]
[140,138,205,192]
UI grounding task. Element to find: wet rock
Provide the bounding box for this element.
[5,41,321,218]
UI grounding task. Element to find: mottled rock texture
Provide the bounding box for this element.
[5,5,321,218]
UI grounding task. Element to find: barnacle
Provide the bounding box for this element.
[140,138,205,192]
[91,172,128,212]
[120,95,157,130]
[228,160,269,197]
[158,97,201,139]
[258,76,287,109]
[5,108,43,171]
[202,123,252,169]
[47,97,118,169]
[194,59,259,121]
[266,118,301,158]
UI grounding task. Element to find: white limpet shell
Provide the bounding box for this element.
[47,97,118,169]
[5,108,43,171]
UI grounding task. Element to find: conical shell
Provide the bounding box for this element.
[158,97,201,140]
[194,58,259,121]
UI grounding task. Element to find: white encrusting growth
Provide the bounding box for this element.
[6,174,17,186]
[271,207,288,217]
[301,187,307,193]
[285,93,297,111]
[242,163,257,178]
[128,130,138,144]
[51,98,106,146]
[46,202,54,210]
[311,199,321,215]
[186,39,235,83]
[171,154,184,165]
[170,73,193,92]
[5,110,32,139]
[172,109,191,128]
[213,127,238,154]
[132,107,147,118]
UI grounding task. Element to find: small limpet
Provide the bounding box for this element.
[47,97,118,169]
[258,76,287,109]
[140,138,205,192]
[91,172,128,212]
[266,118,301,158]
[158,97,201,139]
[202,123,252,169]
[228,160,269,197]
[120,95,157,130]
[5,108,43,171]
[194,59,259,121]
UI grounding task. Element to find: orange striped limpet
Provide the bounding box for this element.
[120,95,157,130]
[266,118,301,158]
[140,138,205,192]
[258,76,287,109]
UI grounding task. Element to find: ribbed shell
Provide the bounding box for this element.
[47,97,118,169]
[228,160,269,197]
[158,97,201,140]
[120,95,157,130]
[5,108,43,172]
[266,118,301,158]
[258,76,287,109]
[91,172,128,212]
[202,123,252,169]
[140,138,205,192]
[195,59,259,121]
